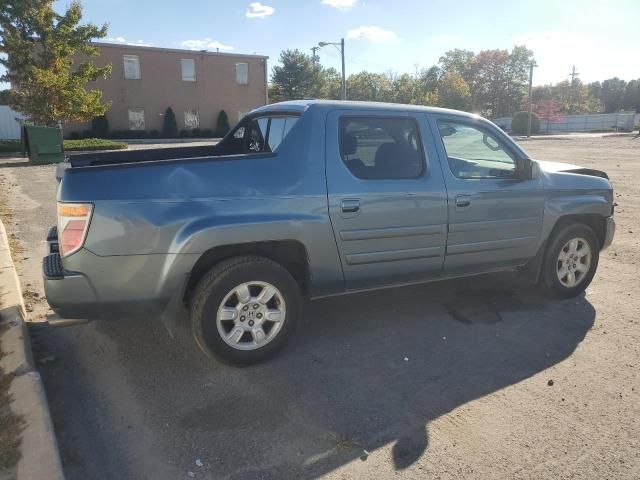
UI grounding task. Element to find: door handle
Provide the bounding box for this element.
[455,195,471,208]
[341,198,360,213]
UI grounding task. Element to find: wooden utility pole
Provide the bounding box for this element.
[569,65,580,83]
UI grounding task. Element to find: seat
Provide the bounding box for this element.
[374,142,421,179]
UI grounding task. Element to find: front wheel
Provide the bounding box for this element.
[539,223,600,298]
[190,256,302,366]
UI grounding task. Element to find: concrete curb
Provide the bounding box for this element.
[0,220,65,480]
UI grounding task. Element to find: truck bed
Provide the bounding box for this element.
[69,144,220,168]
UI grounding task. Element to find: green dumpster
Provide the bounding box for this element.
[23,125,65,164]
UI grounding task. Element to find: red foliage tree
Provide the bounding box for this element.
[535,99,563,133]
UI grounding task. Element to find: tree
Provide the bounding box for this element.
[162,107,178,138]
[346,71,394,102]
[0,0,112,126]
[270,49,325,101]
[438,49,476,85]
[436,72,471,111]
[622,79,640,112]
[471,47,534,117]
[534,99,563,133]
[215,110,230,137]
[0,89,9,105]
[600,77,626,113]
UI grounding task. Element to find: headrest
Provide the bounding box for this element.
[341,132,358,156]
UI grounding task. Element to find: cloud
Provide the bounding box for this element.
[105,37,153,47]
[246,2,275,18]
[321,0,357,10]
[347,26,396,42]
[180,38,234,51]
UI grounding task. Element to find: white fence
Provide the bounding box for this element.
[0,106,24,139]
[493,112,637,133]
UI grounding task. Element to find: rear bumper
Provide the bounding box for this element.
[602,216,615,250]
[42,227,196,320]
[43,252,100,318]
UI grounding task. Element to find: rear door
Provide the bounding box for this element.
[428,113,545,275]
[326,109,448,290]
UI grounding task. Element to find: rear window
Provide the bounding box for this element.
[220,115,299,155]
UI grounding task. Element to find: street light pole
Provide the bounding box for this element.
[527,62,534,138]
[340,38,346,101]
[318,38,346,100]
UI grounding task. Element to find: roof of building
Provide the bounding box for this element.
[92,42,268,60]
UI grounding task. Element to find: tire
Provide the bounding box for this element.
[190,256,302,366]
[539,222,600,299]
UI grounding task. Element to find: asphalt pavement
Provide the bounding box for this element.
[0,142,636,479]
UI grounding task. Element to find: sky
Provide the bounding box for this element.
[5,0,640,87]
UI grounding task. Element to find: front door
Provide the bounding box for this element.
[429,114,545,275]
[326,110,448,290]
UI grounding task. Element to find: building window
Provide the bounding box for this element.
[184,109,199,129]
[123,55,141,80]
[128,108,145,130]
[235,63,248,85]
[181,59,196,81]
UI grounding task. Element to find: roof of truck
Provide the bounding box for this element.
[251,99,482,119]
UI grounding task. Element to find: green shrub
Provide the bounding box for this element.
[82,129,95,139]
[179,129,190,138]
[149,129,159,138]
[201,128,215,137]
[66,131,82,140]
[91,115,109,138]
[191,128,203,137]
[162,107,178,138]
[215,110,230,137]
[511,111,540,135]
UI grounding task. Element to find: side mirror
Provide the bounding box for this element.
[520,158,540,180]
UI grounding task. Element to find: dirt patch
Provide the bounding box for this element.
[0,322,25,474]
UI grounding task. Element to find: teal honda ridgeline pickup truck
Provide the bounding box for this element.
[43,100,615,365]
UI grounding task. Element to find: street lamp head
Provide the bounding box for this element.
[318,42,329,47]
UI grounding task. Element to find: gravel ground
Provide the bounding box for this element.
[0,136,638,479]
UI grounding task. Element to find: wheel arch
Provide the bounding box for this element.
[184,240,311,304]
[524,211,608,283]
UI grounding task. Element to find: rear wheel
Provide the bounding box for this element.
[190,256,301,366]
[540,223,600,298]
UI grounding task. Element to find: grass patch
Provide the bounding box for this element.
[63,138,127,151]
[0,323,25,472]
[0,141,21,153]
[0,138,128,153]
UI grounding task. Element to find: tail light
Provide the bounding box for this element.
[57,203,93,257]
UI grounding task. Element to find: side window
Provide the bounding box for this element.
[437,121,517,179]
[339,117,425,180]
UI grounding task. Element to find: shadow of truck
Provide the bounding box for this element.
[37,271,594,479]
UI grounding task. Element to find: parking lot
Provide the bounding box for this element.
[0,135,638,479]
